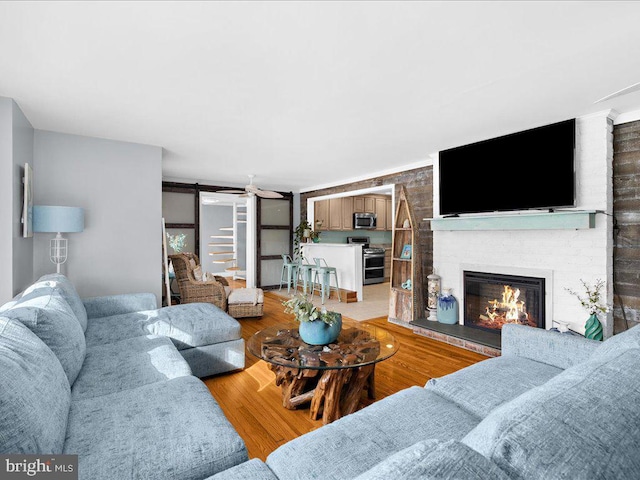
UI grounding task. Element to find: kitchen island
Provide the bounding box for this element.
[301,243,363,301]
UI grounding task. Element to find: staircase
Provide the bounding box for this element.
[208,203,246,279]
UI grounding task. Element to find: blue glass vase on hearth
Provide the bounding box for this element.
[437,289,459,325]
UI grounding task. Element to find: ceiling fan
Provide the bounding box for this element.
[217,175,283,198]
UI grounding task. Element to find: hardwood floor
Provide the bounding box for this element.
[204,289,488,461]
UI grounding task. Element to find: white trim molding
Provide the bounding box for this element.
[614,108,640,125]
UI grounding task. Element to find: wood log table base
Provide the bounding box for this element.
[260,327,382,425]
[271,363,376,424]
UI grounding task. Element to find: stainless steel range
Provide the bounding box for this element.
[347,236,386,285]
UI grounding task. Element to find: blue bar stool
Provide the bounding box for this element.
[312,257,341,304]
[279,254,299,294]
[295,256,316,295]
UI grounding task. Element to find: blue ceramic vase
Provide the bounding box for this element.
[437,289,459,325]
[584,313,603,341]
[299,314,342,345]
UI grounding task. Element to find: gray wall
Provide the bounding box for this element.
[0,97,34,303]
[0,98,13,302]
[33,131,163,301]
[12,102,34,296]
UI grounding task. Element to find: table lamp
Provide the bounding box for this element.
[33,205,84,273]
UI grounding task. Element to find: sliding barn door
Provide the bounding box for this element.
[256,196,293,289]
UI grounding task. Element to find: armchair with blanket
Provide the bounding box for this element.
[169,253,263,318]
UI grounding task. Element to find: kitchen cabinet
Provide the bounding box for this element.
[342,196,354,230]
[375,197,387,230]
[354,195,376,213]
[322,197,355,231]
[364,196,375,213]
[314,194,392,232]
[314,199,329,231]
[328,199,343,230]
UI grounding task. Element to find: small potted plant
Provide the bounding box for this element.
[282,294,342,345]
[565,279,608,341]
[309,229,321,243]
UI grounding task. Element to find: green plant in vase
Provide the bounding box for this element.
[565,279,608,341]
[293,220,312,257]
[282,294,342,345]
[309,229,321,243]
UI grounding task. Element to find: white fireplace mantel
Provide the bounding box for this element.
[432,113,614,339]
[426,210,597,231]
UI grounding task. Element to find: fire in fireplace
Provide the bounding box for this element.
[464,271,545,334]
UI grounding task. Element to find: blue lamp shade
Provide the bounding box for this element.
[33,206,84,233]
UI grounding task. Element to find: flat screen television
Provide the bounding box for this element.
[438,119,576,216]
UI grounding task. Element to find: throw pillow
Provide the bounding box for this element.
[34,273,89,332]
[204,272,217,282]
[0,316,71,453]
[193,265,203,281]
[4,290,86,385]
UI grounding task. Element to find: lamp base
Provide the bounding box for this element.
[50,233,68,274]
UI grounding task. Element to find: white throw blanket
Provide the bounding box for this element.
[228,288,264,305]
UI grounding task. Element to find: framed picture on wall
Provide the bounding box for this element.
[400,244,412,259]
[22,163,33,238]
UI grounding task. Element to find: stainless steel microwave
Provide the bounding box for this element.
[353,212,377,230]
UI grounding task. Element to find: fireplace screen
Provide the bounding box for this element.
[464,271,545,334]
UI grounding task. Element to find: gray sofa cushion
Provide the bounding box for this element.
[426,355,562,418]
[0,317,71,454]
[501,323,599,369]
[64,376,248,479]
[37,273,88,332]
[84,303,241,350]
[354,439,510,480]
[71,335,192,399]
[206,459,279,480]
[82,292,158,319]
[266,386,481,480]
[463,347,640,479]
[5,289,86,385]
[590,322,640,362]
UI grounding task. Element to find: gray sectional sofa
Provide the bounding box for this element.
[5,272,640,479]
[211,322,640,479]
[0,273,248,479]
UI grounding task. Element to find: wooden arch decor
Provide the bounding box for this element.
[389,185,424,324]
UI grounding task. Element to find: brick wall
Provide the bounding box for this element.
[613,119,640,332]
[300,166,434,289]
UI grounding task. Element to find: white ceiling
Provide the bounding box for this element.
[2,1,640,193]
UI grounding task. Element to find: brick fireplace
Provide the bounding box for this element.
[429,111,615,344]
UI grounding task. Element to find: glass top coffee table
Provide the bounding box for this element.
[247,322,399,424]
